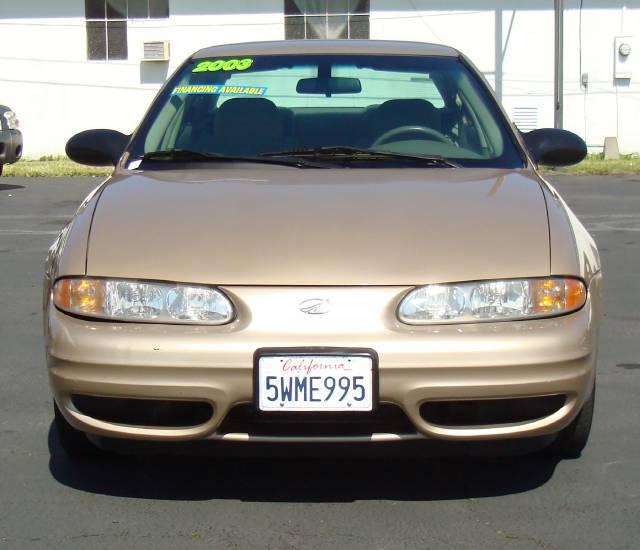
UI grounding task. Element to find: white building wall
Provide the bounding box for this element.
[0,0,638,156]
[0,0,284,156]
[371,0,640,153]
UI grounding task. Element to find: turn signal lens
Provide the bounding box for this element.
[530,278,586,315]
[53,279,105,315]
[52,278,234,325]
[398,277,587,325]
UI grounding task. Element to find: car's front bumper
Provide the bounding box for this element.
[46,276,601,443]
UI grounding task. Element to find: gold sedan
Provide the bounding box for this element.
[45,40,600,458]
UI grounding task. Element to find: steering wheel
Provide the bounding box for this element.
[372,125,452,147]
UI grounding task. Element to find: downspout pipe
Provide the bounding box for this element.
[554,0,564,128]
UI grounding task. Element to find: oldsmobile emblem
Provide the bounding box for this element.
[298,298,330,315]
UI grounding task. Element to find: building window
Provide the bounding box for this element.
[128,0,170,19]
[285,1,369,40]
[85,0,169,61]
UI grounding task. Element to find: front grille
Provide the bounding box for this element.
[71,394,214,428]
[420,395,566,427]
[217,404,417,437]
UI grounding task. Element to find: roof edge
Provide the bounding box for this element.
[193,40,459,59]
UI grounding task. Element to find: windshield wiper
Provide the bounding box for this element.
[138,149,327,168]
[261,146,459,167]
[142,149,223,162]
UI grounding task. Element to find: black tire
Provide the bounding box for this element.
[54,402,101,457]
[0,164,3,176]
[547,384,595,458]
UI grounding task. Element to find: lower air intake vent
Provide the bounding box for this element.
[420,395,566,427]
[71,394,213,428]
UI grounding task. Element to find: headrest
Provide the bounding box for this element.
[215,98,282,138]
[370,99,440,136]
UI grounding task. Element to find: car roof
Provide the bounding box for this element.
[193,40,459,59]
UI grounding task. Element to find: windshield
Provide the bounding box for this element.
[129,54,523,168]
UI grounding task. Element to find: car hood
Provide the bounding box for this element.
[86,166,550,286]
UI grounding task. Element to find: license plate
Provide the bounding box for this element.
[257,355,374,412]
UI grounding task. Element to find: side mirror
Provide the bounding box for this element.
[522,128,587,167]
[66,129,130,167]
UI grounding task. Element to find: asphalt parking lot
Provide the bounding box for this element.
[0,175,639,549]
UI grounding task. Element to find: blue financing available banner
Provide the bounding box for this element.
[171,85,268,96]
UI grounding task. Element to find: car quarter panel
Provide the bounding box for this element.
[45,179,109,285]
[539,178,601,283]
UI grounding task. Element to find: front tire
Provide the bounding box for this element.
[547,384,595,458]
[54,402,101,457]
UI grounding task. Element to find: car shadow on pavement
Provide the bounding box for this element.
[48,424,562,502]
[0,183,25,191]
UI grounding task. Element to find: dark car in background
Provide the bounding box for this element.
[0,105,23,175]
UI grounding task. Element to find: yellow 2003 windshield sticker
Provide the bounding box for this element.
[192,58,253,73]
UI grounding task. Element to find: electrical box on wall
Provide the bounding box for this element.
[614,36,633,80]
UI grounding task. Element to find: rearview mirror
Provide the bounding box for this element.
[296,77,362,95]
[66,129,130,167]
[522,128,587,167]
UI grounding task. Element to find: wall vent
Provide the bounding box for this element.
[143,41,170,62]
[512,107,538,132]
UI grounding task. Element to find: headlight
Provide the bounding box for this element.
[53,278,234,324]
[398,277,586,324]
[3,111,19,130]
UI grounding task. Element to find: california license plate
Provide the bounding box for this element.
[257,354,374,412]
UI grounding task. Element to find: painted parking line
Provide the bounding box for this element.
[0,215,72,220]
[0,229,60,235]
[0,214,71,237]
